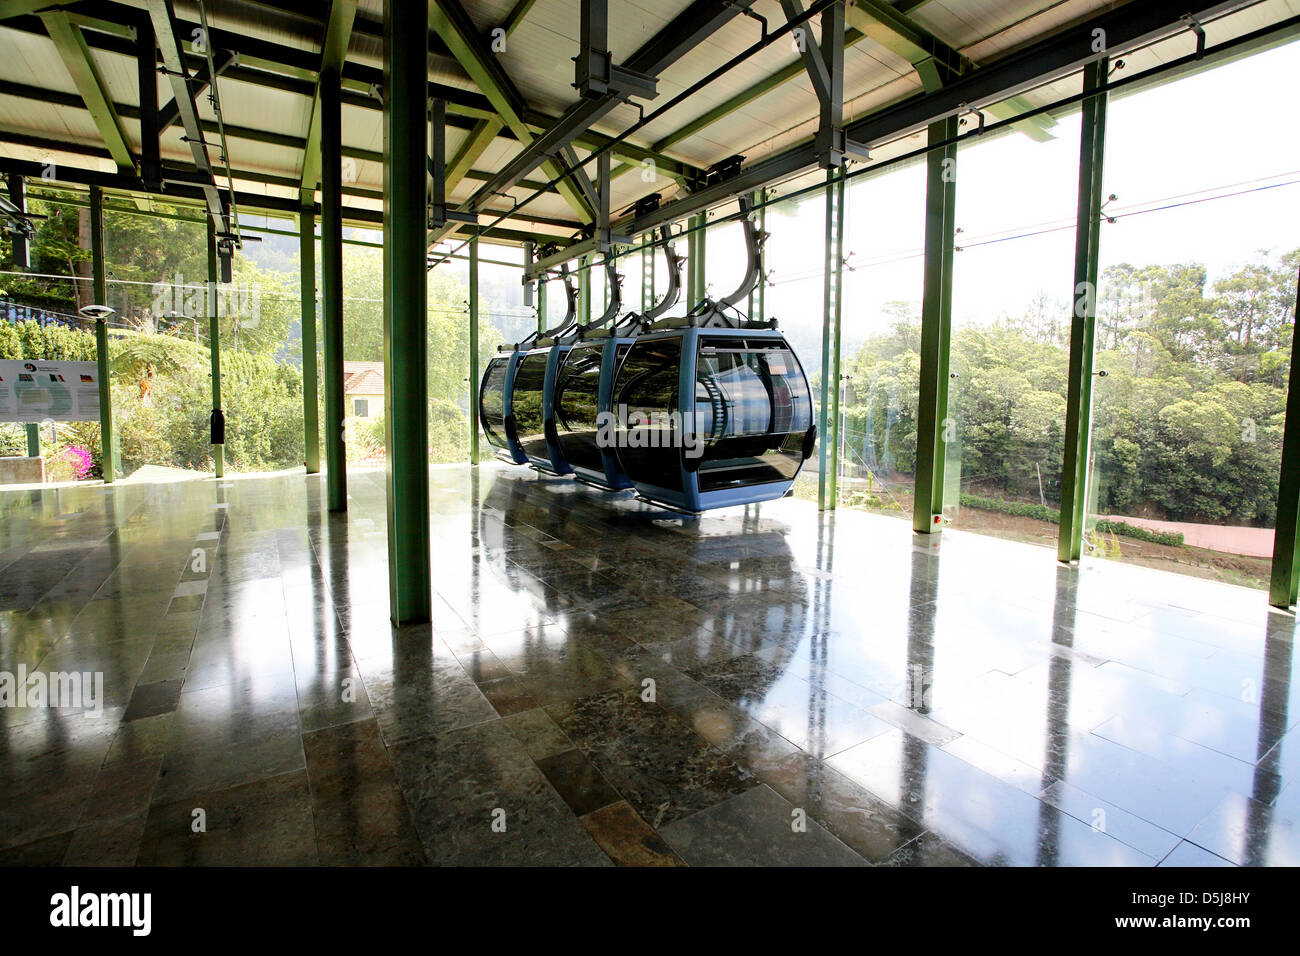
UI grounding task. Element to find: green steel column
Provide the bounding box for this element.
[688,214,707,303]
[469,235,480,463]
[1269,265,1300,607]
[1058,59,1109,563]
[382,0,432,624]
[579,255,591,325]
[537,278,547,332]
[912,116,959,534]
[686,222,696,303]
[206,221,224,479]
[25,424,39,458]
[89,185,115,484]
[321,62,347,511]
[818,170,846,511]
[8,174,27,268]
[300,208,320,474]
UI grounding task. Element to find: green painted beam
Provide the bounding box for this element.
[25,423,40,458]
[912,115,958,534]
[1270,268,1300,607]
[984,98,1058,143]
[647,8,1049,156]
[40,11,135,172]
[1057,60,1108,563]
[846,0,954,69]
[89,184,115,484]
[499,0,539,35]
[565,124,696,180]
[300,0,358,205]
[300,207,320,474]
[5,6,694,181]
[206,218,224,478]
[846,0,1055,138]
[653,29,867,154]
[446,118,503,194]
[383,0,432,624]
[0,1,81,21]
[429,0,594,225]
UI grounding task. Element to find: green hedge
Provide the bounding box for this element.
[1093,519,1184,547]
[959,494,1058,524]
[0,320,97,361]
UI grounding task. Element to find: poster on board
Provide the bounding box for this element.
[0,360,101,423]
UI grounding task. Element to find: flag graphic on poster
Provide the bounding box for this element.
[0,360,100,423]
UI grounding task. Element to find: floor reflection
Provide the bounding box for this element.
[0,463,1296,865]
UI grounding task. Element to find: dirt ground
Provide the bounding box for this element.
[949,507,1271,591]
[813,479,1272,592]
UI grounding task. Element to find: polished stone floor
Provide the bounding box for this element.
[0,463,1297,866]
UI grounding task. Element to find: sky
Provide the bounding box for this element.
[237,38,1300,380]
[701,38,1300,374]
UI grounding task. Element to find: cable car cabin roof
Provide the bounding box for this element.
[0,1,1295,246]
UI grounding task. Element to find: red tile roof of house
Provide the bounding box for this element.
[342,361,384,394]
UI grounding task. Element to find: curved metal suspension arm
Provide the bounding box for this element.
[585,257,623,332]
[513,263,579,350]
[544,263,579,336]
[719,195,768,308]
[643,225,684,322]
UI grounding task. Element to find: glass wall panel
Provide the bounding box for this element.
[836,155,928,518]
[762,184,826,504]
[427,247,472,463]
[473,243,526,461]
[0,188,106,481]
[946,113,1082,546]
[1085,44,1300,590]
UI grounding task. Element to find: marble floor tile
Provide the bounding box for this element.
[2,465,1296,866]
[580,801,684,866]
[549,688,758,828]
[138,770,318,866]
[660,785,866,866]
[302,720,425,865]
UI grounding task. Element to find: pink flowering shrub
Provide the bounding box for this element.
[61,445,94,480]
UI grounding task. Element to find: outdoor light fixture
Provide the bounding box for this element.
[77,304,116,322]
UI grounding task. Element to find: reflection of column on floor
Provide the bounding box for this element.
[902,542,940,825]
[806,510,833,763]
[1036,564,1080,867]
[1245,619,1291,864]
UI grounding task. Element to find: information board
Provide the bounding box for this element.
[0,360,101,423]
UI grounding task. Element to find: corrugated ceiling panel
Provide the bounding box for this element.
[0,100,103,152]
[1,0,1297,241]
[0,27,78,97]
[176,0,323,56]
